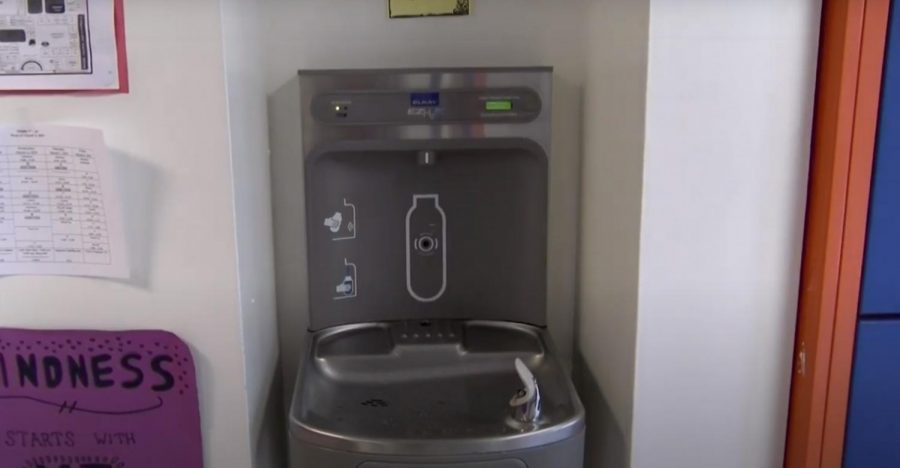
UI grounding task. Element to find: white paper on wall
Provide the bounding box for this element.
[0,125,128,278]
[0,0,119,90]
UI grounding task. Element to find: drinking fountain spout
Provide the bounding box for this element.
[510,358,542,424]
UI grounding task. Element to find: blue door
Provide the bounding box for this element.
[860,1,900,317]
[844,322,900,466]
[845,4,900,467]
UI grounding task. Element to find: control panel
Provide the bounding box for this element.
[311,88,543,125]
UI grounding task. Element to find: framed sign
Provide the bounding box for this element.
[389,0,470,19]
[0,0,129,93]
[0,329,203,468]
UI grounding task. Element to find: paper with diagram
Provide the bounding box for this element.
[0,0,120,90]
[0,125,128,278]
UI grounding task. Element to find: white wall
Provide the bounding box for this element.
[630,1,821,467]
[263,0,589,388]
[576,1,650,467]
[219,0,282,466]
[0,1,261,466]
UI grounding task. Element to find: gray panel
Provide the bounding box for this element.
[360,461,525,468]
[294,68,553,330]
[311,88,542,125]
[297,68,552,169]
[305,140,548,330]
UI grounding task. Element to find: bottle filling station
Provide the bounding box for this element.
[271,67,585,468]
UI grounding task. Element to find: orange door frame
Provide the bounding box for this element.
[784,0,890,467]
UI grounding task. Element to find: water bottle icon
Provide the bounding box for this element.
[406,194,447,302]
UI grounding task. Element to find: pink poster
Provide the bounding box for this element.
[0,329,203,468]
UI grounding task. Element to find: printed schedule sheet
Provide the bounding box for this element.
[0,125,127,278]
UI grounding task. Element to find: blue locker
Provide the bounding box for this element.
[844,320,900,467]
[861,0,900,315]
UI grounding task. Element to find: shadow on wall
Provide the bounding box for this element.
[108,150,163,289]
[256,364,287,468]
[573,353,629,468]
[544,73,583,373]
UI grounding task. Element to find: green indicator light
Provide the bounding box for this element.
[485,100,513,111]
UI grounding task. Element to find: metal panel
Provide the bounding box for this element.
[289,321,584,456]
[294,68,553,330]
[298,67,552,161]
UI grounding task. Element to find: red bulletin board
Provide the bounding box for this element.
[111,0,129,94]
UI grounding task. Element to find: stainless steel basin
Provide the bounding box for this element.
[289,320,585,457]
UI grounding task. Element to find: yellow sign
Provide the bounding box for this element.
[389,0,471,18]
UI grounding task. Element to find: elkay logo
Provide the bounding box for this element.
[410,92,439,107]
[408,92,442,120]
